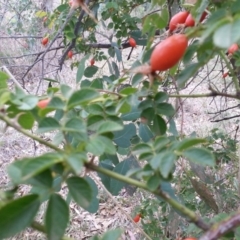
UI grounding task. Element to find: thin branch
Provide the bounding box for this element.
[0,65,27,93]
[0,112,60,152]
[210,114,240,122]
[85,162,210,231]
[199,210,240,240]
[207,104,240,114]
[219,50,240,93]
[59,2,87,70]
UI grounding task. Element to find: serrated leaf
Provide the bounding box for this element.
[110,156,139,195]
[114,46,122,62]
[19,95,39,110]
[77,54,90,83]
[213,20,240,49]
[67,176,92,209]
[150,151,176,178]
[182,147,215,166]
[112,61,120,78]
[64,117,86,133]
[0,71,9,89]
[147,174,161,191]
[66,153,86,175]
[22,153,63,181]
[98,121,123,134]
[0,195,40,239]
[48,96,65,110]
[177,138,206,151]
[139,123,154,142]
[154,92,168,103]
[132,143,152,155]
[84,177,99,213]
[152,114,166,135]
[84,66,99,78]
[45,194,69,240]
[67,88,99,109]
[121,101,141,121]
[143,13,167,33]
[18,112,34,129]
[156,103,175,116]
[113,123,136,148]
[87,135,116,155]
[37,117,60,133]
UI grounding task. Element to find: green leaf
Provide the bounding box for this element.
[177,138,206,151]
[84,177,99,213]
[169,118,178,136]
[159,152,177,178]
[37,117,60,133]
[61,85,73,98]
[87,78,103,89]
[132,73,144,86]
[108,47,115,57]
[150,151,177,178]
[0,91,10,105]
[86,103,104,115]
[48,96,65,110]
[84,66,99,78]
[110,156,139,195]
[112,61,120,78]
[67,176,92,209]
[45,194,69,240]
[158,181,178,202]
[87,115,105,131]
[66,153,86,175]
[102,228,123,240]
[156,103,175,116]
[147,174,161,191]
[114,46,122,62]
[22,153,63,181]
[143,13,167,33]
[182,147,215,166]
[139,123,154,142]
[100,153,119,166]
[0,195,40,239]
[87,135,116,155]
[121,99,141,121]
[119,87,137,95]
[0,71,9,89]
[213,20,240,49]
[141,107,155,122]
[98,162,114,191]
[77,54,90,83]
[154,92,168,103]
[113,123,136,148]
[27,169,53,188]
[64,117,86,133]
[154,136,170,151]
[152,114,166,135]
[132,143,152,155]
[98,121,123,134]
[19,95,39,110]
[18,112,34,129]
[67,88,99,109]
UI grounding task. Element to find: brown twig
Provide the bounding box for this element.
[200,210,240,240]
